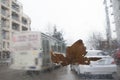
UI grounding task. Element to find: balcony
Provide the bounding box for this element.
[1,18,9,29]
[22,26,28,31]
[2,30,9,40]
[12,22,20,31]
[22,17,28,25]
[1,23,9,29]
[1,6,9,17]
[1,0,9,7]
[12,12,20,22]
[12,2,20,12]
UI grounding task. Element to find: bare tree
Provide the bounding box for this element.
[87,32,104,50]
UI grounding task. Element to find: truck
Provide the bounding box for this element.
[10,31,66,72]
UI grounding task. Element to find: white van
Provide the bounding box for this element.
[10,31,66,71]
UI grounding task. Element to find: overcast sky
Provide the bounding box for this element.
[19,0,106,45]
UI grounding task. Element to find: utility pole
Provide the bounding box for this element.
[104,0,112,50]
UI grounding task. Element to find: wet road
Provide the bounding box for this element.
[0,65,81,80]
[0,64,115,80]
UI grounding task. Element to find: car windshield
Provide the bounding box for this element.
[0,0,119,80]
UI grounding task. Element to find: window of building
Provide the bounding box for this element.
[6,52,10,58]
[12,2,20,12]
[2,30,9,40]
[22,17,28,25]
[12,22,20,31]
[7,42,9,48]
[2,53,6,59]
[22,26,28,31]
[58,45,61,52]
[1,6,9,17]
[1,17,9,28]
[1,0,10,6]
[3,41,5,48]
[12,12,20,21]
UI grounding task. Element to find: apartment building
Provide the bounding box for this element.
[0,0,31,60]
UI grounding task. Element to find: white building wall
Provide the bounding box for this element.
[112,0,120,43]
[0,0,31,60]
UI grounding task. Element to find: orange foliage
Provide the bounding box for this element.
[50,39,101,66]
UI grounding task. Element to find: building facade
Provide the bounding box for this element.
[112,0,120,43]
[0,0,31,60]
[103,0,120,50]
[104,0,120,44]
[104,0,116,41]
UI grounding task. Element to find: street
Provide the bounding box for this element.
[0,64,80,80]
[0,64,116,80]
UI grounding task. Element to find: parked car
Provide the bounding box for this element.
[76,50,117,78]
